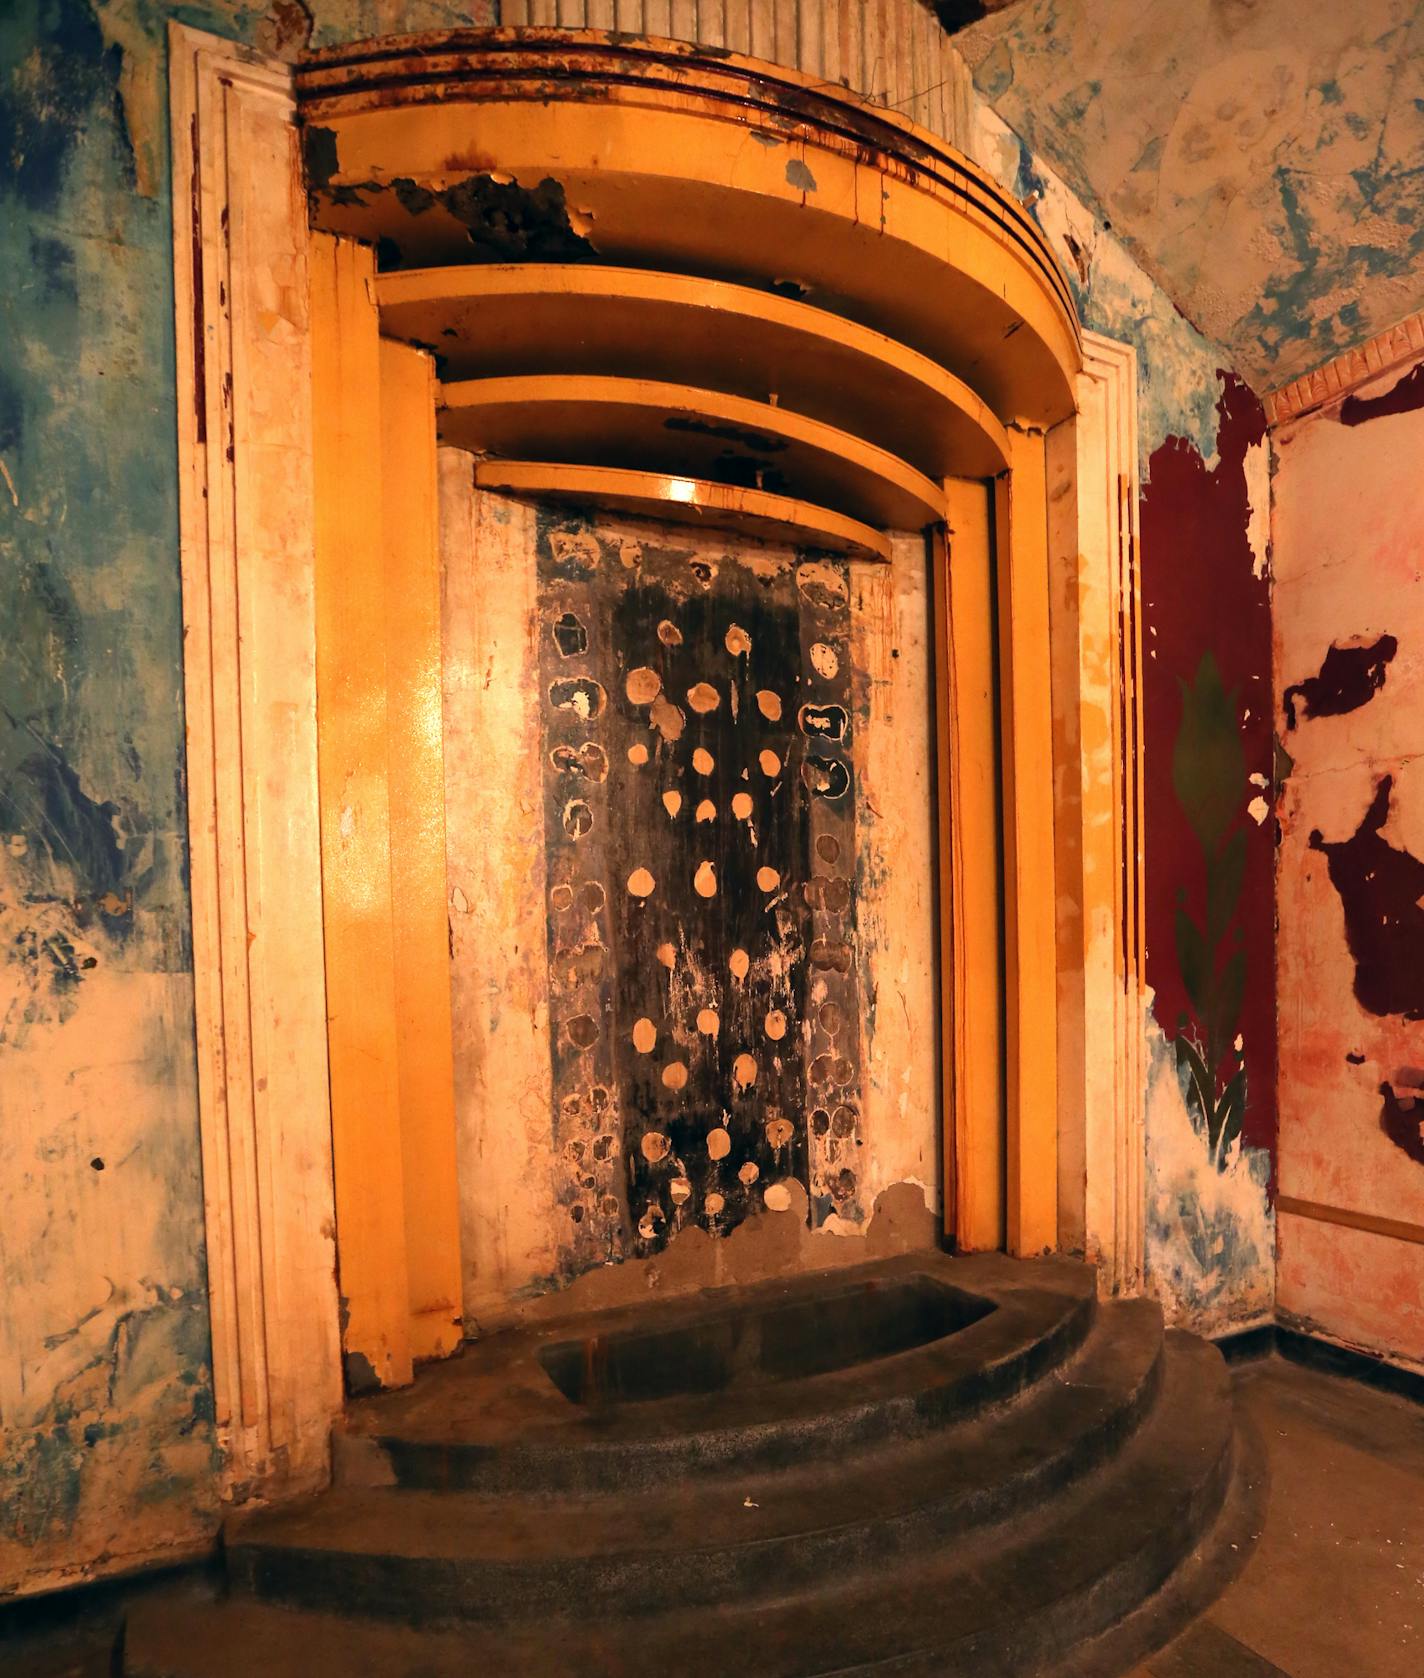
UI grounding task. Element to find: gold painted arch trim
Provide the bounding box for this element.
[472,460,894,562]
[295,28,1082,428]
[376,264,1011,480]
[440,374,946,531]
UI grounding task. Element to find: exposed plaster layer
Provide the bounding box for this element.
[1274,355,1424,1367]
[849,536,940,1218]
[485,1177,939,1332]
[1145,1017,1274,1332]
[957,0,1424,391]
[442,481,559,1330]
[1277,1213,1424,1374]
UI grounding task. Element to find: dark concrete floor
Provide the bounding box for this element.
[4,1355,1421,1677]
[1129,1357,1424,1677]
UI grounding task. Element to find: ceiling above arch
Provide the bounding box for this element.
[953,0,1424,391]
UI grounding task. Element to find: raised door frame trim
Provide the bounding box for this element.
[169,22,342,1496]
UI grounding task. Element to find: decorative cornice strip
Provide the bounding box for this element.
[1266,307,1424,427]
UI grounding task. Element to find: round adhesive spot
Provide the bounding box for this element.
[662,1061,689,1091]
[705,1191,726,1216]
[632,1017,657,1053]
[725,624,751,656]
[640,1131,670,1162]
[650,695,685,741]
[738,1161,760,1185]
[627,742,650,766]
[706,1127,731,1160]
[656,942,676,969]
[694,860,718,897]
[662,790,683,817]
[697,1008,720,1036]
[731,792,753,820]
[687,682,720,714]
[627,867,656,897]
[625,667,661,704]
[729,948,750,981]
[658,619,683,646]
[809,641,840,679]
[763,1182,793,1212]
[756,689,783,721]
[758,749,781,778]
[695,799,716,823]
[756,866,781,893]
[692,747,715,774]
[764,1009,787,1041]
[732,1052,758,1090]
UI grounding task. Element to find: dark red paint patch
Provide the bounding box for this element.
[1339,361,1424,427]
[1379,1079,1424,1165]
[1140,373,1276,1173]
[1282,635,1397,729]
[1310,776,1424,1021]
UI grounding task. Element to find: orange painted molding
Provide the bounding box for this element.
[380,340,465,1363]
[997,431,1060,1259]
[1265,307,1424,426]
[1277,1194,1424,1249]
[939,489,1006,1251]
[311,234,414,1392]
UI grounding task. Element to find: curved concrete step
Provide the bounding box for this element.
[126,1333,1237,1678]
[227,1298,1164,1623]
[336,1253,1098,1496]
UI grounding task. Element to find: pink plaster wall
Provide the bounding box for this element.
[1273,350,1424,1371]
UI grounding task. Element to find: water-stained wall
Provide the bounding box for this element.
[961,89,1279,1336]
[443,486,939,1323]
[1274,348,1424,1370]
[955,0,1424,393]
[0,0,494,1603]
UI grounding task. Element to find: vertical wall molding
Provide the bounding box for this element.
[169,24,342,1496]
[1048,330,1146,1294]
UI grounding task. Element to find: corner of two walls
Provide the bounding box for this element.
[957,70,1278,1338]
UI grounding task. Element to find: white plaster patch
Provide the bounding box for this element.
[1244,434,1271,580]
[1143,1009,1274,1335]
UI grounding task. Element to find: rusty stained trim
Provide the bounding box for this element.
[292,30,1078,334]
[189,113,207,444]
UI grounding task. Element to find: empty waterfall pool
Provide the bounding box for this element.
[538,1270,997,1405]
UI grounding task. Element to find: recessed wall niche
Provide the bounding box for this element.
[443,486,938,1316]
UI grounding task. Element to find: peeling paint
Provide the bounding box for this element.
[0,0,496,1600]
[957,0,1424,389]
[1273,347,1424,1365]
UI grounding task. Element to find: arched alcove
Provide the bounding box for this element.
[169,22,1143,1492]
